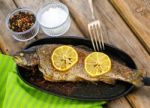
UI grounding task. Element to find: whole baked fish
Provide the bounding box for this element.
[14,44,144,87]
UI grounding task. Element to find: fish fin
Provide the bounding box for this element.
[23,46,37,53]
[44,75,52,81]
[100,78,116,85]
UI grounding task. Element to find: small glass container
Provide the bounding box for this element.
[6,8,39,42]
[37,2,71,36]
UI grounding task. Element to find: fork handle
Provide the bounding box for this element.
[88,0,95,19]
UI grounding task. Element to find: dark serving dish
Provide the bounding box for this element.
[17,36,147,101]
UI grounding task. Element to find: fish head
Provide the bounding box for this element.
[13,48,39,67]
[14,51,29,66]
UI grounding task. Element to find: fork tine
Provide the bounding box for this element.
[97,21,105,50]
[94,21,102,51]
[88,24,96,51]
[88,20,105,51]
[92,23,100,51]
[100,23,105,50]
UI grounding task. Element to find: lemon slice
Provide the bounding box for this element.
[84,52,111,77]
[51,45,78,71]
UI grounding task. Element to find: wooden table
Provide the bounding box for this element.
[0,0,150,108]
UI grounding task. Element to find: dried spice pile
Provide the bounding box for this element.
[9,12,36,32]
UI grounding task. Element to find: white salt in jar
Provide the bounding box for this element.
[37,2,71,36]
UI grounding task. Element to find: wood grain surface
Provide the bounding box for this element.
[110,0,150,54]
[0,0,150,108]
[107,97,132,108]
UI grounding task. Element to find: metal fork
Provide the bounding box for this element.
[88,0,104,51]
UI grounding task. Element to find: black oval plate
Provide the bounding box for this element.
[17,36,136,101]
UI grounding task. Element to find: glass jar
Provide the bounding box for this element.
[37,2,71,36]
[6,8,39,42]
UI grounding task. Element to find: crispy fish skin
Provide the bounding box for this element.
[14,45,144,87]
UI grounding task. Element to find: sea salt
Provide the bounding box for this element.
[40,7,68,28]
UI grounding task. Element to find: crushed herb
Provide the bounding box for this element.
[9,11,35,32]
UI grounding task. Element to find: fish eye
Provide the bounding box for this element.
[20,53,24,57]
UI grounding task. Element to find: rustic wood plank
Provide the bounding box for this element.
[61,0,150,108]
[109,1,150,108]
[110,0,150,54]
[0,0,149,108]
[0,0,29,54]
[0,0,131,107]
[107,98,132,108]
[126,87,150,108]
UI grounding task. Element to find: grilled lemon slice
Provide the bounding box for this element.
[51,45,78,71]
[84,52,111,77]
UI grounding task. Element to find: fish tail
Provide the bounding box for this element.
[132,70,145,87]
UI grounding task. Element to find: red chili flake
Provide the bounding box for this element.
[9,11,36,32]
